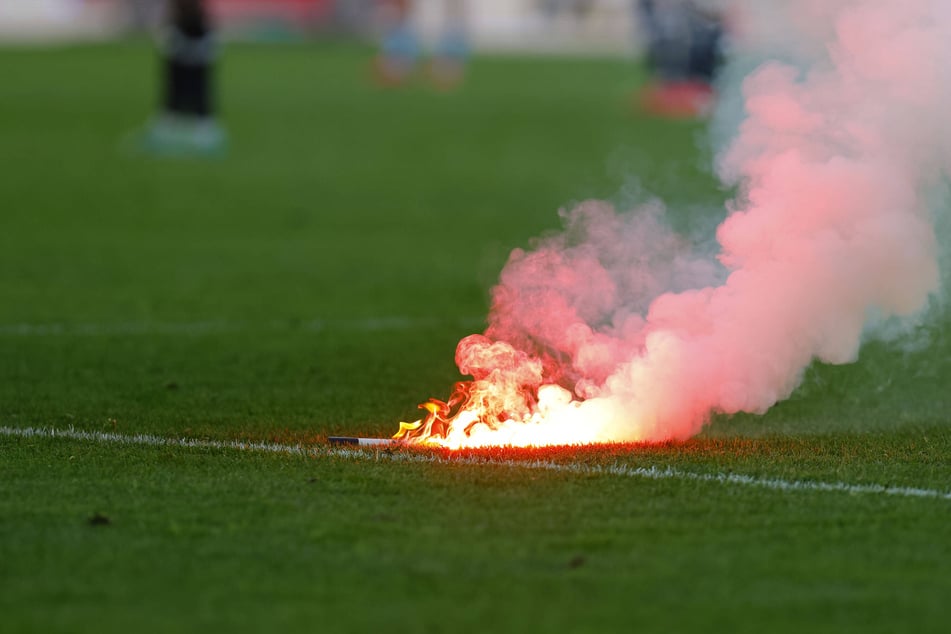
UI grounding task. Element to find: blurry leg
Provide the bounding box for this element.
[635,0,716,118]
[430,0,469,90]
[144,0,225,155]
[686,10,722,83]
[640,0,691,80]
[374,0,420,86]
[164,0,214,118]
[637,0,662,75]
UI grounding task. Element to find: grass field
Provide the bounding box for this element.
[2,41,950,633]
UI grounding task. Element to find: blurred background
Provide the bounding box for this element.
[0,0,640,52]
[4,0,942,445]
[0,0,733,436]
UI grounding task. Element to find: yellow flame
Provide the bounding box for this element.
[392,383,620,449]
[392,420,422,440]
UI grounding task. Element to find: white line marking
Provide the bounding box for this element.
[3,425,949,502]
[0,317,485,337]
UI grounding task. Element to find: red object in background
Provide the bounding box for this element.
[208,0,334,24]
[638,80,715,119]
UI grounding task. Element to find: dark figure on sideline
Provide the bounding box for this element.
[636,0,725,118]
[141,0,226,155]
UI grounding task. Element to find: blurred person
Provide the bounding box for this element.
[373,0,470,89]
[140,0,226,155]
[635,0,725,118]
[373,0,420,86]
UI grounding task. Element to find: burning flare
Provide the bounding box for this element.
[394,0,951,449]
[393,380,601,450]
[394,335,631,449]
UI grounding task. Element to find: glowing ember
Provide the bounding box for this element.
[393,381,608,449]
[393,334,629,449]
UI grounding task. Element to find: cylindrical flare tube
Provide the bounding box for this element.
[328,437,394,447]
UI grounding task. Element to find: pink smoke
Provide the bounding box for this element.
[454,0,950,443]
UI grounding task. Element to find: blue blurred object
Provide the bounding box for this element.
[381,21,421,63]
[127,114,228,158]
[435,26,470,62]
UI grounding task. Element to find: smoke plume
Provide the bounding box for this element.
[452,0,951,444]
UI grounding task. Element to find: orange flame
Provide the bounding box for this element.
[393,382,469,447]
[393,380,619,449]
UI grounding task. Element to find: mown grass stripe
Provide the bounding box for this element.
[3,425,949,502]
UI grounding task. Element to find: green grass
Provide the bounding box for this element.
[1,41,950,633]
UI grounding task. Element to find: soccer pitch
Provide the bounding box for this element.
[1,42,950,633]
